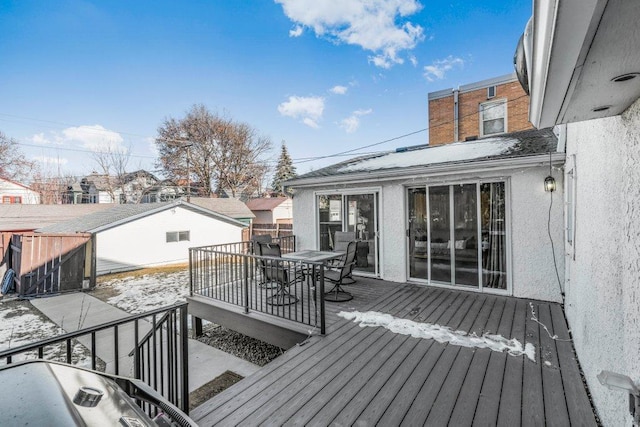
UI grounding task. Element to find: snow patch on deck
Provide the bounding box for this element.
[339,310,536,362]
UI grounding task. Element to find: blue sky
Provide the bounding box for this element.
[0,0,531,180]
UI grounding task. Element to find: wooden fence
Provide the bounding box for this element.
[242,223,293,241]
[9,233,94,296]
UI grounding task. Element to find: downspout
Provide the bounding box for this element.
[453,88,459,142]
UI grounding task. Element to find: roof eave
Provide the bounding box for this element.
[287,153,566,189]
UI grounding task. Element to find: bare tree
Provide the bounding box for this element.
[155,104,272,198]
[0,131,38,182]
[30,171,76,204]
[92,145,131,203]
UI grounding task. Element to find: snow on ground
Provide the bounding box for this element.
[339,310,536,362]
[101,270,190,314]
[0,300,93,367]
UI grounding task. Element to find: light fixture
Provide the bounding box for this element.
[598,370,640,424]
[544,150,556,192]
[544,176,556,192]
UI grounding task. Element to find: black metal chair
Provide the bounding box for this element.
[256,241,301,306]
[324,241,357,302]
[328,231,357,284]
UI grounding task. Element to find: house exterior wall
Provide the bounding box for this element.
[252,211,274,224]
[292,165,564,302]
[0,180,40,204]
[95,206,244,274]
[273,200,293,223]
[563,97,640,426]
[429,78,533,145]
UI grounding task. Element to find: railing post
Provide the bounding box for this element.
[180,306,190,414]
[188,248,194,297]
[243,255,249,314]
[319,266,325,335]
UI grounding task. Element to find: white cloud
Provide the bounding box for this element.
[33,156,68,166]
[276,0,424,68]
[31,133,51,145]
[289,25,303,37]
[330,85,348,95]
[423,56,464,81]
[278,95,325,128]
[340,108,372,133]
[409,55,418,67]
[62,124,124,151]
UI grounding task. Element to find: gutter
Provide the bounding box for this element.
[287,153,566,188]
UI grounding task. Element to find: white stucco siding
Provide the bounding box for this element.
[510,166,564,302]
[292,190,316,251]
[380,183,405,282]
[96,206,244,274]
[563,98,640,426]
[291,167,564,299]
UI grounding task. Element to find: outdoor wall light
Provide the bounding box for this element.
[598,370,640,424]
[544,175,556,192]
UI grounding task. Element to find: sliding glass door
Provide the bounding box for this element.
[407,181,508,292]
[317,192,379,276]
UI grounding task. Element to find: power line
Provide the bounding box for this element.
[3,93,529,169]
[291,93,529,165]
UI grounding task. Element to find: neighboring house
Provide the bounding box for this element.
[140,179,184,203]
[285,127,564,303]
[37,200,247,275]
[188,197,255,225]
[65,171,184,204]
[245,197,293,224]
[82,173,121,204]
[0,177,40,204]
[523,2,640,426]
[428,73,533,145]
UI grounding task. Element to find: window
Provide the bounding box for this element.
[2,196,22,204]
[166,231,190,243]
[479,100,506,136]
[487,85,496,98]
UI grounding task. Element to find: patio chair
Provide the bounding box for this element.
[256,241,302,306]
[324,240,356,302]
[328,231,357,284]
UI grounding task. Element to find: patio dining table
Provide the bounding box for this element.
[281,250,344,264]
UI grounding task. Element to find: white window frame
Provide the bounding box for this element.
[565,154,577,259]
[479,98,508,137]
[166,230,190,243]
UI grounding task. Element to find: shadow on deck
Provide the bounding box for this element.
[191,281,597,426]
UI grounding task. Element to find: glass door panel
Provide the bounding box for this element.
[408,188,428,279]
[345,194,377,275]
[429,186,451,283]
[453,184,479,287]
[480,182,507,289]
[317,194,342,251]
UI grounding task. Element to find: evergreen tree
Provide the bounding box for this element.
[271,142,296,196]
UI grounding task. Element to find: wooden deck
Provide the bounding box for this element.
[191,282,597,426]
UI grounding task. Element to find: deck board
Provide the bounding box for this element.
[550,303,598,427]
[192,283,597,427]
[522,301,546,427]
[539,303,571,426]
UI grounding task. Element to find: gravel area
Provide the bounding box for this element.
[195,323,284,367]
